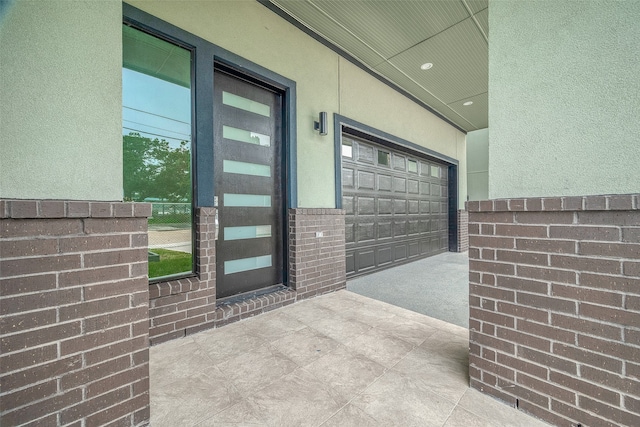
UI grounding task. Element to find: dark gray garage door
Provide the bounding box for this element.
[342,134,449,277]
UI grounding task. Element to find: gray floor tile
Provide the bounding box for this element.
[269,326,341,368]
[303,344,386,404]
[150,289,550,427]
[344,371,458,427]
[215,343,298,396]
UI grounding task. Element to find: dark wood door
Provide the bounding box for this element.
[342,134,449,277]
[214,70,284,299]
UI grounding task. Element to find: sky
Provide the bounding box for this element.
[122,68,191,149]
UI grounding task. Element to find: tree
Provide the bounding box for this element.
[122,133,191,202]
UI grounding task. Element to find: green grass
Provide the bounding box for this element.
[148,248,193,279]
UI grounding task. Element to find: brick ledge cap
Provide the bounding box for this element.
[466,194,639,212]
[1,199,153,219]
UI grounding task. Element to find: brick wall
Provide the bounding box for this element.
[0,199,151,426]
[148,208,347,343]
[289,209,347,299]
[458,209,469,252]
[468,194,640,427]
[148,207,216,345]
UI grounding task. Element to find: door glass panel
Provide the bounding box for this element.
[224,225,271,241]
[223,125,270,147]
[122,25,193,281]
[225,255,272,274]
[431,165,441,178]
[223,160,270,177]
[224,194,271,207]
[222,91,270,117]
[408,159,418,173]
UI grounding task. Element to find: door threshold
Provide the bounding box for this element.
[216,284,288,306]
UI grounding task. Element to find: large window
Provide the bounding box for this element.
[122,24,194,280]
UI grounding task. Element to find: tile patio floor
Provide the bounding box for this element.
[150,290,549,426]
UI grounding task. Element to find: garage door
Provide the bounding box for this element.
[341,134,449,277]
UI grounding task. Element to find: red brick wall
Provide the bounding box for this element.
[289,209,347,299]
[468,194,640,427]
[458,209,469,252]
[0,199,151,426]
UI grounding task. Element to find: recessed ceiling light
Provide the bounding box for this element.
[463,101,473,106]
[420,62,433,70]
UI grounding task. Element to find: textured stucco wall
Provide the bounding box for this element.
[488,0,640,199]
[127,0,465,208]
[0,0,123,201]
[467,128,489,201]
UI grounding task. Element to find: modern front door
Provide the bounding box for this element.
[214,69,284,299]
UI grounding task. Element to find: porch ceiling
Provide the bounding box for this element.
[264,0,488,132]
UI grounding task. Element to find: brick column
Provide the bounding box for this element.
[0,199,151,426]
[468,194,640,427]
[289,209,346,299]
[458,209,469,252]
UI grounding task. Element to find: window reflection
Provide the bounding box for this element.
[122,25,193,280]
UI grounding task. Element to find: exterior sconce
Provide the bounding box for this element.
[314,112,328,136]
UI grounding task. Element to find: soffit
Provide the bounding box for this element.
[266,0,488,132]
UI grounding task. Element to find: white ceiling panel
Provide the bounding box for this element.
[264,0,489,132]
[310,0,470,61]
[447,92,488,129]
[388,17,487,104]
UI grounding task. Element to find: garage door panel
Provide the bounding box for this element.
[393,155,406,171]
[357,222,375,242]
[378,174,392,191]
[345,223,355,243]
[393,177,407,193]
[342,134,450,277]
[394,221,407,237]
[357,197,375,215]
[378,198,393,214]
[394,244,407,261]
[357,145,375,163]
[346,252,355,274]
[357,249,375,270]
[378,222,392,239]
[408,242,420,257]
[343,196,354,214]
[358,171,375,190]
[343,168,354,188]
[378,247,392,265]
[408,180,419,194]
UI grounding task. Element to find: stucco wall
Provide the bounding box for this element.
[467,128,489,201]
[1,0,466,206]
[0,0,123,201]
[127,0,466,208]
[488,0,640,199]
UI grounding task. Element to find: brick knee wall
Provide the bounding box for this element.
[148,208,347,343]
[458,209,469,252]
[148,207,216,345]
[467,194,640,427]
[0,199,151,426]
[289,209,347,299]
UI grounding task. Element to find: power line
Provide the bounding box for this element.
[123,119,191,138]
[123,106,191,125]
[123,127,191,143]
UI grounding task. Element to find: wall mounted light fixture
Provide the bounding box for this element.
[314,112,328,136]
